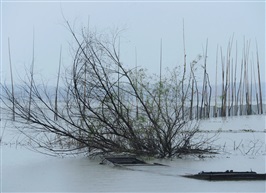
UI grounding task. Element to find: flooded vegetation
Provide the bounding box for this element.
[1,2,265,192]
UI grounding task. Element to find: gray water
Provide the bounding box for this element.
[1,115,266,192]
[1,146,266,192]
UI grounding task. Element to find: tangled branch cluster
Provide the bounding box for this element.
[1,24,215,158]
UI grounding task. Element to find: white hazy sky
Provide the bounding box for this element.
[1,0,265,85]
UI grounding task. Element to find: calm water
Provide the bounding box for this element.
[1,115,266,192]
[1,146,266,192]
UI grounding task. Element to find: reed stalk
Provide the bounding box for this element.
[256,41,263,114]
[54,46,62,121]
[28,29,35,120]
[214,45,218,117]
[8,38,15,121]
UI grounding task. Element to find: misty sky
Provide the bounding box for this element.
[1,1,265,85]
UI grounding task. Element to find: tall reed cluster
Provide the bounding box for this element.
[196,38,264,119]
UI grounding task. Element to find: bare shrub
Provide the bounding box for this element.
[1,23,215,158]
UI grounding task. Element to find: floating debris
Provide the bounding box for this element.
[100,155,167,166]
[182,170,266,181]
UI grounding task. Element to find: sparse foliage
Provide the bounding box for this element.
[1,23,214,158]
